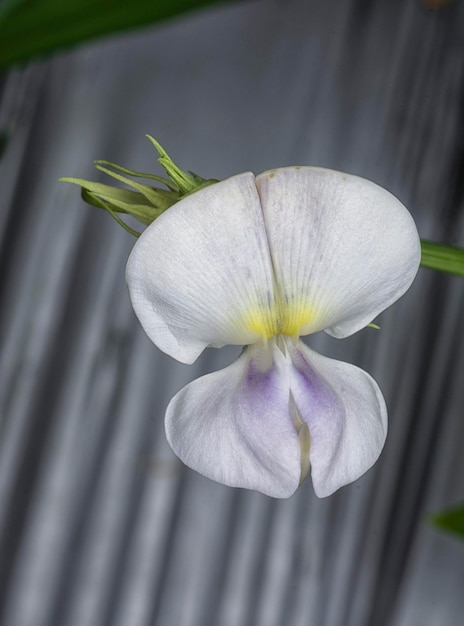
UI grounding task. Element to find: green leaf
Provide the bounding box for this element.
[420,240,464,277]
[0,0,239,71]
[0,0,30,20]
[431,503,464,541]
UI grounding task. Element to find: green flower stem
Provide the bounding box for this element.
[420,240,464,277]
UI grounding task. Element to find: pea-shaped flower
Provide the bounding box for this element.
[126,167,420,498]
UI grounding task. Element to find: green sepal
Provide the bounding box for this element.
[60,176,176,225]
[96,196,142,238]
[60,136,219,236]
[146,135,219,196]
[94,159,178,190]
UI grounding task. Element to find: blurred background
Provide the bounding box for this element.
[0,0,463,624]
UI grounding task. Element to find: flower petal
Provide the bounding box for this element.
[126,173,275,364]
[256,167,421,338]
[288,340,387,498]
[165,343,301,498]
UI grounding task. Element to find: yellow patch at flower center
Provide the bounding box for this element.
[245,298,317,341]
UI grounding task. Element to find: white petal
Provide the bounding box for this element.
[165,343,301,498]
[126,173,275,363]
[288,340,387,498]
[256,167,421,338]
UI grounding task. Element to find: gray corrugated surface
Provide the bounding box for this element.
[0,1,463,624]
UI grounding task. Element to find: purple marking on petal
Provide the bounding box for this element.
[291,346,344,418]
[288,342,347,477]
[287,339,388,497]
[242,351,288,414]
[165,343,302,498]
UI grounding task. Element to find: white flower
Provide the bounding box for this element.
[126,167,421,498]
